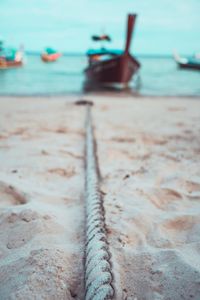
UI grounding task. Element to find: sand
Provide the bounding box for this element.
[0,96,86,299]
[0,95,200,299]
[91,96,200,300]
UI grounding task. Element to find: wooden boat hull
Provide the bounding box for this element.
[84,54,140,85]
[0,59,23,69]
[84,14,141,86]
[177,61,200,71]
[174,52,200,71]
[41,53,61,62]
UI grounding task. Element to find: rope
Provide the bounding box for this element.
[84,105,114,300]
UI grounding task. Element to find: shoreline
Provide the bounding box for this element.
[0,93,200,100]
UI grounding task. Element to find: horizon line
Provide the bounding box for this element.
[24,51,183,58]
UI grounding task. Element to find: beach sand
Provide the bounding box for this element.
[0,97,86,299]
[91,96,200,300]
[0,95,200,299]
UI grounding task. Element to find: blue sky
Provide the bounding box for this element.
[0,0,200,55]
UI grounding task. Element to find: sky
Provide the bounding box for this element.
[0,0,200,55]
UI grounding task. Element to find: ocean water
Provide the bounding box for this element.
[0,55,200,96]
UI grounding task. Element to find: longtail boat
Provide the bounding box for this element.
[174,52,200,71]
[41,48,61,62]
[0,44,23,69]
[84,14,141,87]
[0,59,23,69]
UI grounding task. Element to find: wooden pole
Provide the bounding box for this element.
[125,14,137,54]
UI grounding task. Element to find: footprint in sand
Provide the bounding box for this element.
[42,126,84,137]
[0,134,8,140]
[141,134,168,146]
[176,122,185,127]
[59,149,83,160]
[183,180,200,194]
[111,137,136,143]
[160,214,200,245]
[12,128,28,136]
[55,127,68,134]
[0,210,64,250]
[47,167,76,178]
[0,181,28,208]
[147,188,182,210]
[41,150,50,156]
[0,248,75,299]
[168,106,186,112]
[100,105,109,111]
[163,215,197,231]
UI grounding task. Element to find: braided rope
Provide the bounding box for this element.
[85,106,114,300]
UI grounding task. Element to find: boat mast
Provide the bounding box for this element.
[125,14,137,54]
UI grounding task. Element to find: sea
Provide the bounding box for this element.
[0,54,200,97]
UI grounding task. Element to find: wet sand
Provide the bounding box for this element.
[0,95,200,299]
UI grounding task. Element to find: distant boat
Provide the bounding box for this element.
[84,14,141,87]
[0,43,23,69]
[41,48,61,62]
[174,52,200,71]
[194,53,200,60]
